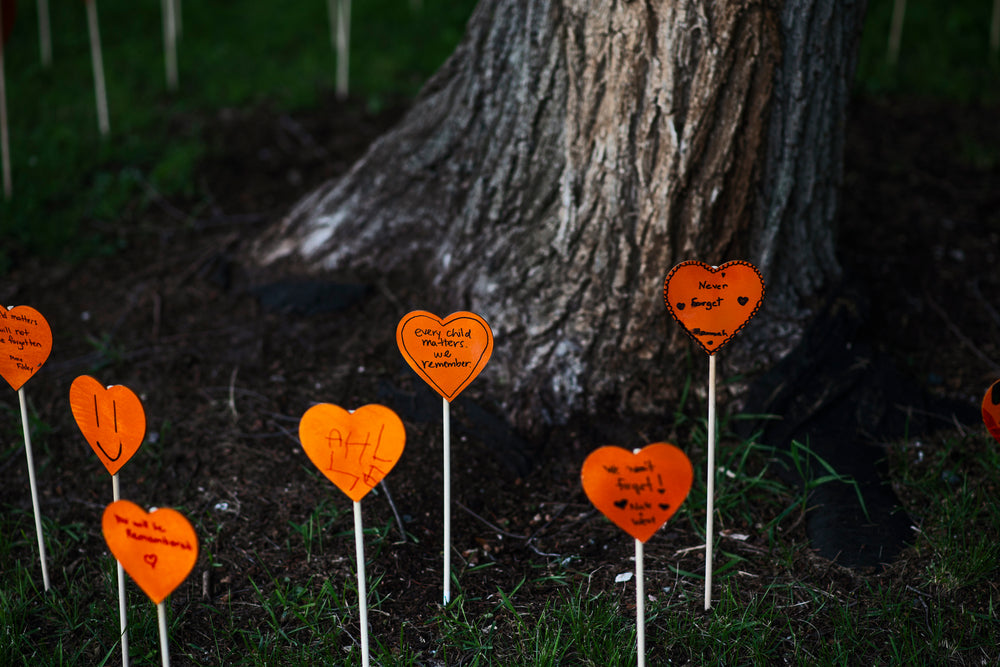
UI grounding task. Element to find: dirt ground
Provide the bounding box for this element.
[1,93,998,661]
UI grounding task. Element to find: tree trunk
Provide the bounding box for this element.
[254,0,867,436]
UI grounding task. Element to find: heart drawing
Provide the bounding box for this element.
[299,403,406,502]
[580,443,693,543]
[396,311,493,401]
[69,375,147,476]
[982,379,1000,445]
[102,500,198,605]
[0,305,52,391]
[663,261,765,355]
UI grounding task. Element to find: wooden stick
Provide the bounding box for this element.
[704,353,716,611]
[887,0,906,66]
[161,0,178,91]
[157,601,170,667]
[19,387,50,591]
[335,0,351,99]
[37,0,51,67]
[0,25,10,199]
[635,537,645,667]
[113,474,130,667]
[353,501,370,667]
[86,0,110,136]
[442,397,452,604]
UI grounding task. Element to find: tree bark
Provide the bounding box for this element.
[254,0,867,436]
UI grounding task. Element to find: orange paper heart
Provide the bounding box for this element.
[70,375,146,476]
[299,403,405,502]
[983,379,1000,445]
[102,500,198,604]
[663,261,765,355]
[0,305,52,391]
[581,443,693,543]
[396,311,493,401]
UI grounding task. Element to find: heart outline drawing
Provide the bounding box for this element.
[396,311,493,401]
[663,260,765,355]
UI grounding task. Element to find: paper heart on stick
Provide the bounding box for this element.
[581,443,693,543]
[0,305,52,391]
[102,500,198,604]
[69,375,146,476]
[299,403,405,502]
[396,311,493,401]
[663,261,765,355]
[982,379,1000,444]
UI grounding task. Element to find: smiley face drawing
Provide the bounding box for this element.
[70,376,146,476]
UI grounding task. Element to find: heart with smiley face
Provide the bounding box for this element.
[70,375,146,476]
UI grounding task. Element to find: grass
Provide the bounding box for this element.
[0,414,1000,665]
[0,0,478,271]
[855,0,1000,102]
[3,414,999,663]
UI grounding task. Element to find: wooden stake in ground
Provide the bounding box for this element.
[1,0,15,199]
[102,501,198,667]
[0,305,53,591]
[352,500,370,667]
[442,396,451,601]
[704,352,717,609]
[113,475,130,666]
[70,376,147,667]
[36,0,49,66]
[299,403,406,666]
[396,311,493,604]
[84,0,110,135]
[887,0,906,66]
[581,444,693,667]
[160,0,177,90]
[663,260,764,610]
[634,537,645,664]
[328,0,350,99]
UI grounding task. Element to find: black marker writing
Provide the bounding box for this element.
[94,394,123,461]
